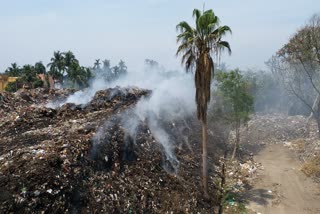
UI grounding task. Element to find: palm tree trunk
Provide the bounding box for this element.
[202,120,209,197]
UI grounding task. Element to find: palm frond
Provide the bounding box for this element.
[218,41,232,55]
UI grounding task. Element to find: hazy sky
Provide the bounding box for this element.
[0,0,319,72]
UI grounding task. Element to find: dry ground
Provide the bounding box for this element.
[247,144,320,214]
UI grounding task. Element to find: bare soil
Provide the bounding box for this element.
[247,144,320,214]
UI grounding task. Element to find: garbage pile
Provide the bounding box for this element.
[0,87,218,213]
[241,113,308,145]
[0,88,76,128]
[240,113,320,181]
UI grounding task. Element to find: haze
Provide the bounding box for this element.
[0,0,319,71]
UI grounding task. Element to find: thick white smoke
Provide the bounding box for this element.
[50,64,196,170]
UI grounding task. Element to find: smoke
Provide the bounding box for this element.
[46,75,108,108]
[57,63,196,172]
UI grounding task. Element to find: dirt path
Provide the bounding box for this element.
[246,144,320,214]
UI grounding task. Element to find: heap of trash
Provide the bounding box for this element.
[0,87,222,213]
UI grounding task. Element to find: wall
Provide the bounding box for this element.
[0,75,18,91]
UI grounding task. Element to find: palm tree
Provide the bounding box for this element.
[176,8,231,195]
[112,65,120,77]
[47,51,65,83]
[102,59,111,70]
[64,51,79,67]
[118,60,127,76]
[5,63,21,77]
[68,63,92,88]
[34,61,46,74]
[21,64,37,85]
[93,59,101,70]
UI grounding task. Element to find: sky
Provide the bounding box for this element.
[0,0,319,72]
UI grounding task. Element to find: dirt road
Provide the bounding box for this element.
[247,144,320,214]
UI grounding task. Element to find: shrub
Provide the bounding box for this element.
[4,82,18,92]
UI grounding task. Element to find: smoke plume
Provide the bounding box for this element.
[51,64,196,171]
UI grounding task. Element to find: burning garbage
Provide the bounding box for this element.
[0,86,219,213]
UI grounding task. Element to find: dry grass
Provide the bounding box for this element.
[301,156,320,177]
[292,139,306,153]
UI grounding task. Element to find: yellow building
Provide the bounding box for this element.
[0,75,19,91]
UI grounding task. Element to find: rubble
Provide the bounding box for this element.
[241,113,308,145]
[0,87,220,213]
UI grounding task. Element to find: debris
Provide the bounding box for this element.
[0,87,219,213]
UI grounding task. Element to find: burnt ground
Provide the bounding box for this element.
[0,87,229,213]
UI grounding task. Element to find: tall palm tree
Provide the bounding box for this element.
[47,51,65,83]
[176,8,231,195]
[102,59,111,70]
[68,63,91,88]
[118,60,127,76]
[93,59,101,70]
[64,51,79,67]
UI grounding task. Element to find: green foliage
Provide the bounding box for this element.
[4,82,18,92]
[20,65,37,83]
[46,50,92,88]
[4,62,46,91]
[92,59,128,82]
[4,63,21,77]
[34,61,46,74]
[47,51,66,82]
[216,70,254,125]
[176,8,232,72]
[176,8,232,123]
[32,78,44,88]
[67,63,92,89]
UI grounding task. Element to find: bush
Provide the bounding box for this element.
[4,82,18,92]
[301,156,320,178]
[32,78,44,88]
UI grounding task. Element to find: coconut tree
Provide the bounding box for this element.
[176,8,231,195]
[102,59,113,80]
[102,59,111,70]
[118,60,127,76]
[68,63,92,88]
[47,51,65,75]
[34,61,46,74]
[64,51,79,67]
[93,59,101,70]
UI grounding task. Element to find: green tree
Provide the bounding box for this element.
[216,70,253,160]
[47,51,65,82]
[176,8,231,195]
[5,63,21,77]
[34,61,46,74]
[68,63,92,88]
[4,82,18,92]
[21,65,36,83]
[64,51,79,67]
